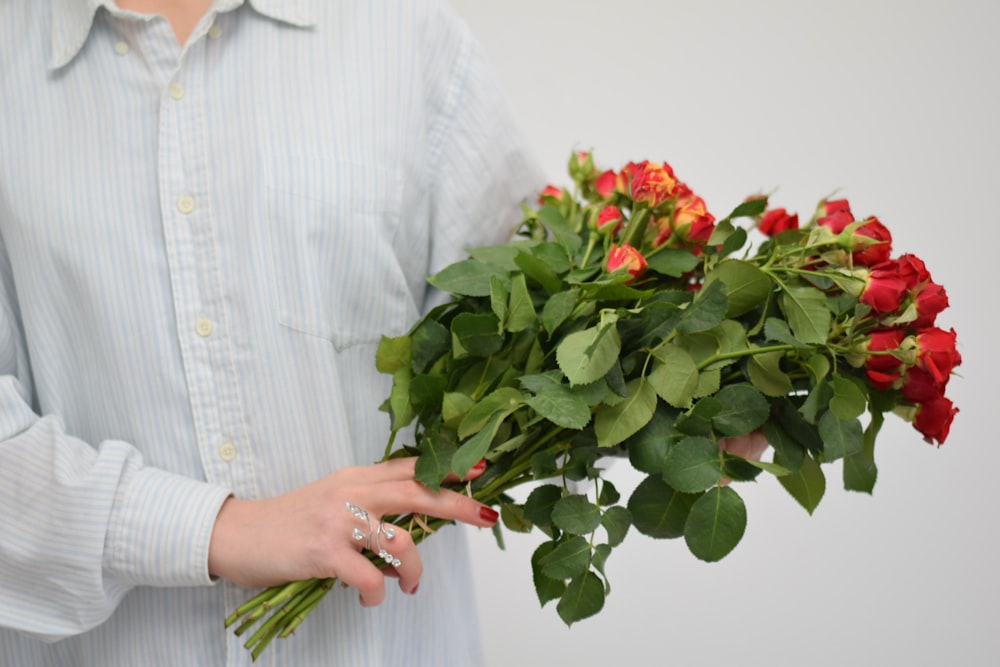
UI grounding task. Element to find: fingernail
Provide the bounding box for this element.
[479,506,499,524]
[471,459,487,472]
[408,584,419,595]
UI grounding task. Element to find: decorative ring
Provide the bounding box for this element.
[375,521,401,568]
[347,502,373,550]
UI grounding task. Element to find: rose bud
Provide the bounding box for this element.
[594,169,619,199]
[606,243,648,282]
[912,394,959,445]
[569,151,596,182]
[864,328,906,389]
[759,208,799,236]
[849,216,893,266]
[818,198,854,232]
[595,205,625,236]
[538,185,565,205]
[859,266,908,313]
[912,280,949,328]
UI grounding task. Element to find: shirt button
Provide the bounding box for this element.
[208,24,222,39]
[177,195,195,214]
[195,318,214,337]
[115,41,129,55]
[169,82,185,100]
[219,442,237,462]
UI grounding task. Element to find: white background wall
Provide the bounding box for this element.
[446,1,999,666]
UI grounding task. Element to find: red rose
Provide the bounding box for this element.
[849,216,892,266]
[824,198,853,216]
[894,253,931,290]
[607,243,647,282]
[912,280,949,328]
[913,327,961,386]
[913,395,958,445]
[901,366,938,402]
[595,205,624,236]
[864,328,906,389]
[859,266,908,313]
[759,208,799,236]
[818,199,854,233]
[629,161,678,207]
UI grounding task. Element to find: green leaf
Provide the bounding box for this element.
[817,410,863,461]
[551,495,603,535]
[376,334,412,374]
[541,288,579,335]
[762,419,805,474]
[515,249,563,294]
[531,541,567,606]
[428,259,507,297]
[441,392,475,429]
[500,502,533,533]
[844,411,880,493]
[645,248,702,277]
[777,451,825,514]
[594,378,657,448]
[557,572,605,625]
[506,273,537,332]
[725,197,768,220]
[779,285,831,345]
[711,383,770,436]
[764,318,810,348]
[677,279,728,334]
[540,535,591,580]
[452,411,504,477]
[598,480,620,506]
[556,321,621,387]
[523,484,563,527]
[538,204,583,254]
[525,383,592,430]
[627,475,699,539]
[662,436,724,493]
[414,433,456,491]
[409,373,446,412]
[410,319,450,373]
[625,403,682,474]
[489,275,509,328]
[684,486,747,562]
[647,345,699,408]
[829,374,867,420]
[457,387,523,439]
[799,377,832,424]
[388,367,416,432]
[601,506,631,547]
[705,260,772,317]
[747,350,794,397]
[675,396,722,436]
[451,312,504,358]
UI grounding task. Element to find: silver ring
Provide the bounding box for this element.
[347,502,373,550]
[375,521,401,568]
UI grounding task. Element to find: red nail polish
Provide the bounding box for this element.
[471,459,487,472]
[479,506,499,524]
[409,584,419,595]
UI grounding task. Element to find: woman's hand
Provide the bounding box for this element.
[207,457,497,606]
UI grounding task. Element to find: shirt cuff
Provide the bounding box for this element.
[104,463,233,587]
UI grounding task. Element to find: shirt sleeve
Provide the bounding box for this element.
[0,241,232,642]
[419,0,546,298]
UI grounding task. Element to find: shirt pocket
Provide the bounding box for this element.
[262,154,416,350]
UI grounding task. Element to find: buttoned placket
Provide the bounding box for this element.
[130,15,258,501]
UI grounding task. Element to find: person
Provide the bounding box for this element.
[0,1,543,664]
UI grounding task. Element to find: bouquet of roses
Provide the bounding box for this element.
[226,151,960,659]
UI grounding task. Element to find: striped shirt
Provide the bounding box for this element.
[0,1,541,664]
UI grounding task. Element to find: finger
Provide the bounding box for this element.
[334,549,389,607]
[337,457,419,485]
[371,480,499,528]
[372,526,423,595]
